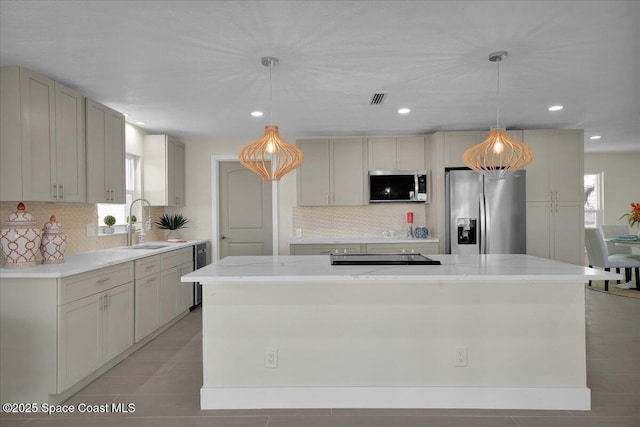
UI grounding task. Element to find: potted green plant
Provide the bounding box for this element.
[103,215,116,234]
[126,215,137,232]
[156,213,189,241]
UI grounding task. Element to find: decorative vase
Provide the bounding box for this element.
[415,227,429,239]
[103,227,114,234]
[166,229,181,241]
[40,215,68,264]
[0,202,43,268]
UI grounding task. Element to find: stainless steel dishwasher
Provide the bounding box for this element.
[191,242,209,310]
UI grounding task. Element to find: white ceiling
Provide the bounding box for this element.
[1,1,639,153]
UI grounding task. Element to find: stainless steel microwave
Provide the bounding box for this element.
[369,170,428,203]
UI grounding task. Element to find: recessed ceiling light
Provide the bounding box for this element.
[548,105,563,111]
[589,135,602,140]
[397,108,411,114]
[135,121,146,125]
[251,111,264,117]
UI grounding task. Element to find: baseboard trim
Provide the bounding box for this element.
[200,386,591,410]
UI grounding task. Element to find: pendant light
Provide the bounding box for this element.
[240,56,304,181]
[463,51,534,180]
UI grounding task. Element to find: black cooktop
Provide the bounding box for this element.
[330,253,441,266]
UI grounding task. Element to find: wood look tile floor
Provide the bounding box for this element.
[2,289,639,427]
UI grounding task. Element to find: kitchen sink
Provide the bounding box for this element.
[124,244,172,250]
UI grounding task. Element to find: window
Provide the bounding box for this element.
[97,154,140,233]
[584,173,602,229]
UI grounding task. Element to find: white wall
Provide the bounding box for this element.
[125,123,146,156]
[584,152,640,227]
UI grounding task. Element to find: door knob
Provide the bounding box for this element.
[221,235,227,240]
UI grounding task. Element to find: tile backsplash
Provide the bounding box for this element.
[0,201,166,259]
[292,204,429,238]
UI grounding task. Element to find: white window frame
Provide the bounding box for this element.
[584,172,603,229]
[97,154,141,234]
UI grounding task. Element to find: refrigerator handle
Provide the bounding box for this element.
[479,194,486,254]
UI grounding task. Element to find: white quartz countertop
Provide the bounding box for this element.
[289,237,439,244]
[0,240,208,278]
[182,254,622,284]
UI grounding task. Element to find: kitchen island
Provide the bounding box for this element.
[182,254,620,411]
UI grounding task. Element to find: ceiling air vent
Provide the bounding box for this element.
[370,93,386,105]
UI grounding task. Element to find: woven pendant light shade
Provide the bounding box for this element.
[463,51,534,180]
[240,125,304,181]
[463,129,535,180]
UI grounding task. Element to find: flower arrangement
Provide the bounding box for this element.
[619,202,640,229]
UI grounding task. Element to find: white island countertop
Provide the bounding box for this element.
[0,239,208,278]
[183,254,621,284]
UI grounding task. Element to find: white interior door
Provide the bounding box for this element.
[219,161,273,258]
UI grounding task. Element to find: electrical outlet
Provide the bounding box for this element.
[295,228,303,238]
[455,347,467,367]
[265,347,278,368]
[86,223,95,237]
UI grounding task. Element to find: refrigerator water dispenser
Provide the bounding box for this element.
[457,218,477,244]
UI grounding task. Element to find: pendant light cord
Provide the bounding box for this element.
[269,60,273,126]
[496,58,500,129]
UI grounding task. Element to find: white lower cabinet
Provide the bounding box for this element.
[179,261,194,313]
[159,247,193,324]
[135,274,161,342]
[134,255,161,342]
[57,291,102,391]
[135,248,193,342]
[0,244,197,404]
[57,265,134,393]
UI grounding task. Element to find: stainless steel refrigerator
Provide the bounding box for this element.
[445,169,526,255]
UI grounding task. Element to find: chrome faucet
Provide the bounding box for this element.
[128,198,152,246]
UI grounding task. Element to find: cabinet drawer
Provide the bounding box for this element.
[161,247,193,270]
[59,262,133,305]
[135,255,161,280]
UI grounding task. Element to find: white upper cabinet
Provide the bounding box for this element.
[143,135,186,206]
[368,136,426,170]
[442,131,487,168]
[0,66,85,202]
[86,98,125,203]
[297,138,366,206]
[523,129,584,202]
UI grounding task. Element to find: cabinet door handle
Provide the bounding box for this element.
[60,184,64,200]
[97,277,111,285]
[105,294,109,310]
[146,264,156,270]
[53,184,59,199]
[555,191,558,201]
[549,191,553,202]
